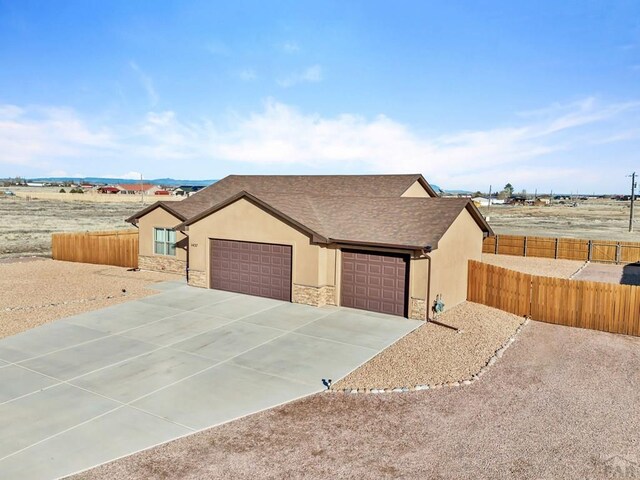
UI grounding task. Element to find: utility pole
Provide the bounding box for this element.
[140,173,144,206]
[630,172,637,232]
[488,185,492,213]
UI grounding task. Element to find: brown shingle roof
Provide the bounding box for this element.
[151,174,431,220]
[180,191,491,250]
[126,174,490,250]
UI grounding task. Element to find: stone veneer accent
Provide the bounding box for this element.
[292,284,337,307]
[409,297,427,321]
[139,255,186,276]
[188,269,207,288]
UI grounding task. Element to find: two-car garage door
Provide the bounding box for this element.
[210,239,292,301]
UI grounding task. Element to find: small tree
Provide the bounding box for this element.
[59,188,66,193]
[503,183,514,197]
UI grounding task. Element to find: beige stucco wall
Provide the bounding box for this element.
[137,206,187,262]
[187,197,329,294]
[427,208,483,310]
[401,180,432,198]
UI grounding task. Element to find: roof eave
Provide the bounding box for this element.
[178,191,330,243]
[329,238,434,252]
[125,201,187,225]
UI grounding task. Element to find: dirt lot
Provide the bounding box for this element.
[481,253,585,278]
[573,262,640,286]
[0,258,181,338]
[0,197,149,259]
[334,302,523,390]
[70,320,640,480]
[480,198,640,241]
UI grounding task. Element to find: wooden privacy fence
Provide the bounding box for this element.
[483,234,640,264]
[52,230,139,268]
[468,260,640,337]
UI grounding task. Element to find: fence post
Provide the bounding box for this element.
[523,236,528,257]
[495,235,499,255]
[616,243,621,264]
[554,238,559,259]
[587,240,592,262]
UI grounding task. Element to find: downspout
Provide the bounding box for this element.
[179,229,189,284]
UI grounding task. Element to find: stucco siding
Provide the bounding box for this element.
[187,197,324,290]
[401,180,432,198]
[137,207,187,263]
[428,208,483,310]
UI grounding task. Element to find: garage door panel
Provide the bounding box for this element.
[341,250,408,317]
[210,239,292,302]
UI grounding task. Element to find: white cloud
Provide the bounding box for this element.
[281,41,300,53]
[100,171,143,180]
[0,104,115,168]
[277,65,323,87]
[236,68,257,81]
[0,97,638,191]
[129,61,159,107]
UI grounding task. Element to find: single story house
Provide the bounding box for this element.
[116,183,162,195]
[126,174,492,320]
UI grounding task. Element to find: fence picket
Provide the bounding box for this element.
[468,260,640,337]
[51,230,139,268]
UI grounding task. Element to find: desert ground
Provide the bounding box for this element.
[0,196,150,259]
[71,319,640,480]
[479,198,640,241]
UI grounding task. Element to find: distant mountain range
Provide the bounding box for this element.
[27,177,217,187]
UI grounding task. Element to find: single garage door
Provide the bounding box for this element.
[341,249,408,317]
[210,239,292,301]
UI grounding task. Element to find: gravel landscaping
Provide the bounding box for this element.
[333,302,524,390]
[0,258,181,339]
[69,320,640,480]
[481,253,585,278]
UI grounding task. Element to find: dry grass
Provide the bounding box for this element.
[481,253,584,278]
[481,198,640,241]
[0,258,181,339]
[0,197,148,259]
[334,302,524,389]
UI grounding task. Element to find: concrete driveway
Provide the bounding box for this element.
[0,282,421,480]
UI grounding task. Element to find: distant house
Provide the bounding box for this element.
[173,185,205,196]
[472,197,504,207]
[97,186,120,194]
[115,183,162,195]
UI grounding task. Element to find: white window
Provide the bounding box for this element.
[154,228,176,256]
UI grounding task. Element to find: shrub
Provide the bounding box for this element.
[59,188,66,193]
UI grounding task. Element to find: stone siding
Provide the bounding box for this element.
[188,269,207,288]
[409,297,427,321]
[292,284,336,307]
[138,255,186,276]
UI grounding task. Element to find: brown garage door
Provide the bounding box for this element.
[341,249,409,317]
[210,239,292,301]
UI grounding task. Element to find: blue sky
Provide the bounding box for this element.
[1,1,639,192]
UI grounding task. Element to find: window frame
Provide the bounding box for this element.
[153,227,177,256]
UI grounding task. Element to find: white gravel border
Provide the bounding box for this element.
[328,318,531,394]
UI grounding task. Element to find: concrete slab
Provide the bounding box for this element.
[70,348,216,403]
[139,288,238,310]
[0,287,421,479]
[120,311,234,347]
[0,406,191,480]
[146,280,187,292]
[19,336,157,381]
[63,302,185,334]
[0,322,106,361]
[242,302,335,331]
[296,310,422,350]
[0,365,59,404]
[0,384,118,459]
[170,321,284,361]
[230,332,377,386]
[193,294,282,320]
[132,362,318,430]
